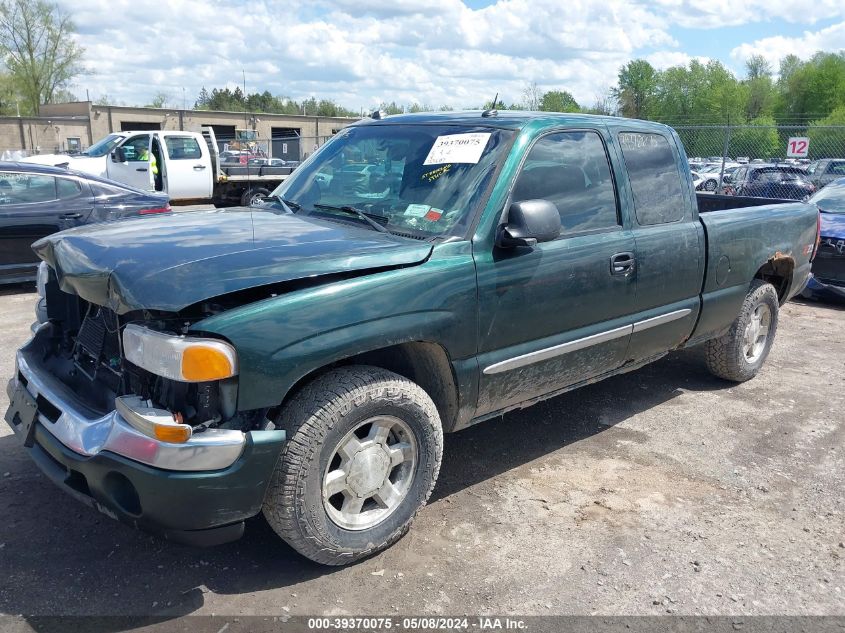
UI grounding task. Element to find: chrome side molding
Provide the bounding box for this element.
[631,308,692,333]
[483,308,693,375]
[483,325,632,375]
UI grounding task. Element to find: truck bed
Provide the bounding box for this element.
[688,195,818,347]
[696,192,798,213]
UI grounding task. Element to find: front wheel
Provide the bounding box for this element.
[263,366,443,565]
[705,280,779,382]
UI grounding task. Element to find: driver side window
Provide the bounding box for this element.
[122,136,150,161]
[512,130,620,235]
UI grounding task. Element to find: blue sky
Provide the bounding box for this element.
[60,0,845,111]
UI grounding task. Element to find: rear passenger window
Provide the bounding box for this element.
[56,178,82,199]
[512,131,619,234]
[0,172,57,204]
[165,136,202,160]
[618,132,685,225]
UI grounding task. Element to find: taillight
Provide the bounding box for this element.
[139,203,172,215]
[811,210,821,262]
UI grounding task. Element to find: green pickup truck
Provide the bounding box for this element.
[5,112,820,565]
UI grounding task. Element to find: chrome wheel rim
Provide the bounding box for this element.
[322,415,418,531]
[249,192,265,206]
[743,303,771,363]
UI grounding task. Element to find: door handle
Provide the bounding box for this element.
[136,168,148,172]
[610,252,636,276]
[60,213,82,220]
[193,164,207,170]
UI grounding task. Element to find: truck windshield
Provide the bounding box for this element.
[272,124,514,237]
[83,134,124,157]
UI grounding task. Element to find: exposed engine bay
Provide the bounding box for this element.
[40,273,265,433]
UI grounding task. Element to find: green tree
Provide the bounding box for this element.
[522,81,541,110]
[744,56,775,120]
[0,0,85,115]
[539,90,580,112]
[147,91,169,108]
[194,86,211,109]
[612,59,657,119]
[0,70,20,114]
[584,91,616,116]
[775,52,845,124]
[808,106,845,159]
[729,116,779,159]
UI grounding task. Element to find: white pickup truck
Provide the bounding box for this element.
[22,128,295,206]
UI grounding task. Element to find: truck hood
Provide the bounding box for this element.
[33,209,433,314]
[820,212,845,240]
[21,153,106,176]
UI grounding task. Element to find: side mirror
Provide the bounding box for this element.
[496,199,561,248]
[111,147,126,163]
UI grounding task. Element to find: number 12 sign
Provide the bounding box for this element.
[787,137,809,158]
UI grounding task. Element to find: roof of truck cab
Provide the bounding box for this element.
[352,110,674,132]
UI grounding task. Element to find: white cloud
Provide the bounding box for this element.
[730,21,845,71]
[58,0,845,112]
[650,0,845,28]
[646,51,713,69]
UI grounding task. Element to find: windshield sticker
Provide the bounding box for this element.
[404,204,432,217]
[423,133,491,165]
[424,208,443,221]
[422,164,452,182]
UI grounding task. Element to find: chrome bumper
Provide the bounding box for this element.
[10,333,246,472]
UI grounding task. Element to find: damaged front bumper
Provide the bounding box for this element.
[4,325,285,546]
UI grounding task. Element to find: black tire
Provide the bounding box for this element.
[263,365,443,566]
[704,179,717,191]
[705,280,779,382]
[241,187,271,207]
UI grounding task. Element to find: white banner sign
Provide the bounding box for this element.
[786,137,809,158]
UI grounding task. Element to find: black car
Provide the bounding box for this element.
[728,164,815,200]
[0,162,170,284]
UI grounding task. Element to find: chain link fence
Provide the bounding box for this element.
[675,125,845,198]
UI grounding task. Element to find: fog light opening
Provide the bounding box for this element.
[103,471,141,517]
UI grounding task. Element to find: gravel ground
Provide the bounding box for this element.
[0,286,843,618]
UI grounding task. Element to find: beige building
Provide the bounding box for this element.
[2,102,359,161]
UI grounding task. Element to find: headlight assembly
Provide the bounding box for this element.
[122,324,238,382]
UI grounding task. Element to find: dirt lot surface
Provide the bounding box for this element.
[0,285,843,619]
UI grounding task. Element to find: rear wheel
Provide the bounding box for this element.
[241,187,271,207]
[705,280,779,382]
[263,366,443,566]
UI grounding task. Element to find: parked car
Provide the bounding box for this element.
[728,164,816,200]
[247,157,297,168]
[696,164,739,192]
[0,162,170,285]
[218,150,251,165]
[690,170,704,190]
[802,177,845,301]
[6,112,818,565]
[806,159,845,191]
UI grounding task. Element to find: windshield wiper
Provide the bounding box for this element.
[261,195,300,214]
[313,204,390,234]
